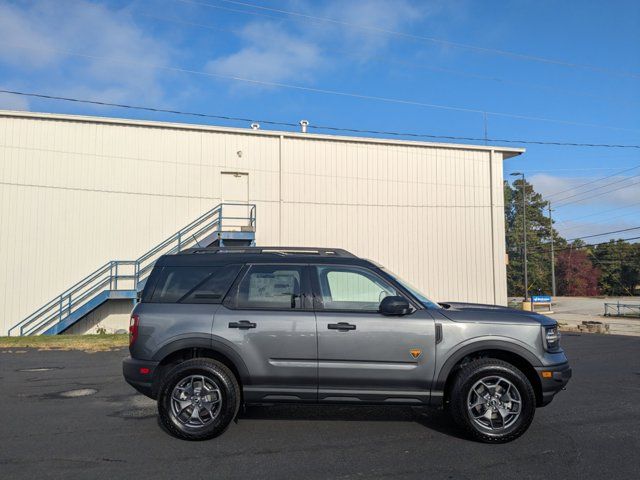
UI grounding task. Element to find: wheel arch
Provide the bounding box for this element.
[435,341,543,407]
[150,336,250,398]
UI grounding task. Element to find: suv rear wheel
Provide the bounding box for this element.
[158,358,240,440]
[449,358,536,443]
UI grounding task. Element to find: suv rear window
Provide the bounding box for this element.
[144,265,241,303]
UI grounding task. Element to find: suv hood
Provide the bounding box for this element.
[438,301,557,326]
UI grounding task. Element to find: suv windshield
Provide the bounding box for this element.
[382,268,440,309]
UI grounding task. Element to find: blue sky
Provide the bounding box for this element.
[1,0,639,242]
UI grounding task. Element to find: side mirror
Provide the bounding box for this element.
[379,296,412,316]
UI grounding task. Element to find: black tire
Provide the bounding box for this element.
[157,358,240,441]
[448,358,536,443]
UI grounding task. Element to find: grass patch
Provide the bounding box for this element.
[0,334,128,352]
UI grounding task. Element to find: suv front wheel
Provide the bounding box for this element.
[158,358,240,440]
[449,358,536,443]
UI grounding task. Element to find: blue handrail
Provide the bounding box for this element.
[9,203,256,336]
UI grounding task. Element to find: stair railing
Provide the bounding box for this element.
[9,203,256,336]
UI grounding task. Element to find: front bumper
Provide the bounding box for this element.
[122,356,159,399]
[535,362,572,406]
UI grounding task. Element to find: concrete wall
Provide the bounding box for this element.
[0,111,522,335]
[63,299,134,335]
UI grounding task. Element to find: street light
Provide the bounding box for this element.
[511,172,529,301]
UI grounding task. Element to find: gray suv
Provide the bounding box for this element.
[123,247,571,443]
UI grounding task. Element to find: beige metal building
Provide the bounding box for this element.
[0,110,523,336]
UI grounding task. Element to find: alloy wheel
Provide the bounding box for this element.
[467,375,522,431]
[170,375,222,428]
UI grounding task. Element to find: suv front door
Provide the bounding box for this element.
[214,264,317,403]
[312,265,436,404]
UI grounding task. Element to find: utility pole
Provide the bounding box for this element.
[511,172,528,301]
[548,201,556,297]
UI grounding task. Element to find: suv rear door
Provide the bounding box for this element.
[312,264,436,404]
[213,264,317,403]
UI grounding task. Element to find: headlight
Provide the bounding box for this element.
[543,325,561,351]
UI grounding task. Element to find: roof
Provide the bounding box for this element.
[156,252,374,268]
[156,246,370,267]
[0,110,525,159]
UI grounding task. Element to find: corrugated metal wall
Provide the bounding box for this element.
[0,112,516,335]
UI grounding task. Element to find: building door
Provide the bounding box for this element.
[220,172,249,229]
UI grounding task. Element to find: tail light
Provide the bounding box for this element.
[129,314,139,346]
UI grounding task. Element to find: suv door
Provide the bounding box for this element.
[312,264,436,404]
[213,264,317,403]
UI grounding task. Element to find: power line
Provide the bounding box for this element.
[2,41,638,133]
[309,123,640,148]
[555,201,640,225]
[558,212,640,233]
[565,226,640,242]
[0,89,298,128]
[3,88,640,150]
[545,165,640,199]
[180,0,640,79]
[577,237,640,247]
[554,175,640,207]
[519,166,640,174]
[586,250,635,296]
[139,12,637,109]
[529,236,640,255]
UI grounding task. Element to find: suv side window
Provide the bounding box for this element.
[233,264,305,310]
[314,265,398,311]
[146,265,241,303]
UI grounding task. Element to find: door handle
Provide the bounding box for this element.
[328,322,356,331]
[228,320,256,329]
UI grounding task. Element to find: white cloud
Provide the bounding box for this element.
[0,0,173,105]
[205,22,324,84]
[205,0,424,87]
[319,0,423,57]
[530,173,640,207]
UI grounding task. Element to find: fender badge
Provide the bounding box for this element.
[410,349,422,359]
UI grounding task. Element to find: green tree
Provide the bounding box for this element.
[593,240,640,296]
[504,179,565,297]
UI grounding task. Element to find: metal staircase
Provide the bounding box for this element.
[9,203,256,336]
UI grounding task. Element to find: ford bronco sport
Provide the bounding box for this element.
[123,247,571,443]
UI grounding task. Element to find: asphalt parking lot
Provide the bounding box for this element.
[1,334,639,480]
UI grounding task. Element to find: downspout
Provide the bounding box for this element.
[279,134,283,244]
[489,149,497,305]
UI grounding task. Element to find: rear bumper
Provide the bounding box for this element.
[536,362,572,406]
[122,356,159,399]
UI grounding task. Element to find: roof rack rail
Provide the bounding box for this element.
[182,246,356,257]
